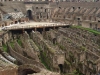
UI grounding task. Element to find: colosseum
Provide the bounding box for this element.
[0,0,100,75]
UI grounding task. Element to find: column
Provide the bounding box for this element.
[0,13,3,21]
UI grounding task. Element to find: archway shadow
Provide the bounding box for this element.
[18,64,41,75]
[58,64,63,73]
[27,10,33,20]
[21,69,36,75]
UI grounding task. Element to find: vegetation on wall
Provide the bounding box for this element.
[79,46,87,51]
[10,42,14,48]
[65,60,71,65]
[73,69,84,75]
[40,51,51,70]
[57,43,66,51]
[17,39,22,47]
[2,44,7,52]
[37,44,51,70]
[71,26,100,35]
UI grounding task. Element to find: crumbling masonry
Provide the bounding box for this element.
[0,1,100,75]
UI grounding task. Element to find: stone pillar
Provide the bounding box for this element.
[0,13,3,21]
[43,27,45,32]
[35,28,37,31]
[22,29,25,33]
[42,27,45,35]
[53,26,55,30]
[0,38,2,47]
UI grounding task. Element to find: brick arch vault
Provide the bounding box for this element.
[18,64,41,75]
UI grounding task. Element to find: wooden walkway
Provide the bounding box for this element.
[2,22,69,30]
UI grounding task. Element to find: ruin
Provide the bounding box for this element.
[0,1,100,75]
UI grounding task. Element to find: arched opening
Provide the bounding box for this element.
[37,28,43,34]
[15,21,18,24]
[45,27,53,31]
[95,24,97,30]
[73,7,75,9]
[53,38,56,44]
[58,64,63,73]
[20,69,37,75]
[78,7,80,9]
[18,19,21,23]
[27,10,32,20]
[90,23,92,28]
[25,29,33,35]
[59,7,61,9]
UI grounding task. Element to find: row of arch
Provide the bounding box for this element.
[27,10,33,20]
[0,0,39,1]
[0,18,28,28]
[0,10,32,28]
[0,0,24,1]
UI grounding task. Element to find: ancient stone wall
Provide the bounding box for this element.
[42,27,100,75]
[50,2,100,8]
[0,67,18,75]
[8,44,45,68]
[31,31,65,71]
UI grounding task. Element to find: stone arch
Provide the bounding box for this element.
[15,21,18,24]
[27,10,33,20]
[18,64,41,75]
[53,38,56,44]
[58,64,63,73]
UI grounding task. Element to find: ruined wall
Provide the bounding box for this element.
[0,67,18,75]
[30,31,65,72]
[8,43,45,68]
[42,27,100,75]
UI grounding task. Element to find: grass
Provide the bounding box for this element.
[10,42,14,48]
[71,26,100,35]
[80,46,87,51]
[65,60,71,65]
[37,44,51,70]
[40,51,51,70]
[73,69,84,75]
[17,39,22,46]
[57,43,66,50]
[2,44,7,52]
[63,69,84,75]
